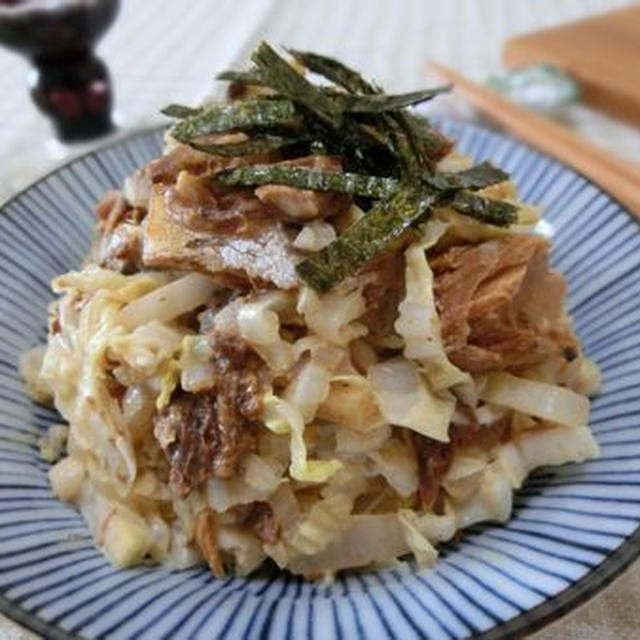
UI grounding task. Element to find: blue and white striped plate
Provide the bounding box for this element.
[1,121,639,640]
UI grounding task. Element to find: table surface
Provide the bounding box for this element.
[1,1,639,638]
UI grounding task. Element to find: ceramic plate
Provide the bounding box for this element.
[1,122,639,640]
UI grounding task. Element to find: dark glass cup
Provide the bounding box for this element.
[0,0,120,141]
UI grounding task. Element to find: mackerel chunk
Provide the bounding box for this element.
[431,235,578,372]
[142,185,300,289]
[254,155,351,221]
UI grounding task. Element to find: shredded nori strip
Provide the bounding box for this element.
[295,186,436,291]
[405,114,453,160]
[426,161,510,191]
[190,134,306,157]
[170,99,302,142]
[217,165,398,198]
[216,69,263,85]
[336,86,452,113]
[288,50,430,174]
[250,44,406,175]
[251,42,343,129]
[161,104,203,118]
[287,50,446,171]
[448,191,518,226]
[288,50,438,173]
[287,49,378,94]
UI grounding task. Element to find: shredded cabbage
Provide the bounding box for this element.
[156,360,181,409]
[19,344,52,404]
[396,221,472,390]
[243,453,283,494]
[292,336,346,371]
[237,292,295,375]
[283,360,332,423]
[269,482,301,535]
[53,266,165,299]
[434,207,517,243]
[288,492,354,554]
[566,356,602,396]
[262,392,342,483]
[336,424,391,455]
[514,425,599,478]
[289,508,456,575]
[207,476,266,512]
[368,357,455,441]
[449,463,513,529]
[480,371,590,428]
[49,455,84,502]
[442,454,488,502]
[287,464,366,555]
[38,423,69,463]
[288,514,407,575]
[318,374,385,432]
[495,442,528,489]
[217,526,265,575]
[117,272,217,329]
[179,335,216,392]
[293,220,337,252]
[109,320,184,379]
[397,509,438,564]
[368,438,418,497]
[297,285,367,346]
[396,509,456,566]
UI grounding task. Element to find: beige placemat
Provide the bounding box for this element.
[532,559,640,639]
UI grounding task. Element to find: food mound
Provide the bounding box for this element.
[22,43,600,579]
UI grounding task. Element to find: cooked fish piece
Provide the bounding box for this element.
[431,235,577,372]
[94,190,146,273]
[360,250,405,338]
[143,185,300,289]
[255,155,351,221]
[413,406,510,510]
[97,223,144,274]
[238,502,279,544]
[153,338,265,495]
[148,136,275,185]
[165,171,276,236]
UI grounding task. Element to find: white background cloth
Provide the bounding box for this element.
[1,1,639,638]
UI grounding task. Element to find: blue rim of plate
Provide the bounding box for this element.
[0,122,639,640]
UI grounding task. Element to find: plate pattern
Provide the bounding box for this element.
[1,122,639,640]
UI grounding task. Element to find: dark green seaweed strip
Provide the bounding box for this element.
[426,161,510,191]
[296,186,436,291]
[338,86,452,113]
[171,99,302,142]
[448,191,518,226]
[316,119,401,177]
[287,48,427,176]
[379,113,425,177]
[251,42,343,128]
[406,114,453,161]
[161,104,203,118]
[287,48,379,94]
[216,69,263,85]
[217,165,399,198]
[190,134,306,157]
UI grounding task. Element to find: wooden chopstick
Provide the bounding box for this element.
[430,61,640,217]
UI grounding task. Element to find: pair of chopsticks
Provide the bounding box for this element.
[430,62,640,218]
